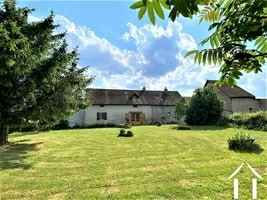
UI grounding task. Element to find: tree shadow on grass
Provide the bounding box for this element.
[0,141,43,170]
[230,143,264,154]
[9,131,45,138]
[169,125,229,130]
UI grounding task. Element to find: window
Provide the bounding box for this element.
[100,105,104,107]
[132,96,138,104]
[131,112,140,122]
[97,112,107,120]
[133,105,137,107]
[249,107,253,111]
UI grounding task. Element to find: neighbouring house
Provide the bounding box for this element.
[204,80,267,115]
[68,87,181,127]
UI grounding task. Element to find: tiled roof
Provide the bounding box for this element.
[204,80,255,98]
[88,88,182,105]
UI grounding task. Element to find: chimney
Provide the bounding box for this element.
[164,87,168,92]
[142,86,146,91]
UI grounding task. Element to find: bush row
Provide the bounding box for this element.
[229,110,267,131]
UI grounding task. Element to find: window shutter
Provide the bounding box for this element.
[97,113,100,120]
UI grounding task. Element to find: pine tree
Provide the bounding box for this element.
[0,0,94,145]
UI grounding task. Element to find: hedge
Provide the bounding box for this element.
[229,111,267,131]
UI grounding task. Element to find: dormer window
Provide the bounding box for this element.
[132,96,138,104]
[130,92,139,105]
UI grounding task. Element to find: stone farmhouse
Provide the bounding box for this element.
[68,87,181,127]
[68,80,267,127]
[204,80,267,115]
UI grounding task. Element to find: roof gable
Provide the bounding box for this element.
[204,80,255,98]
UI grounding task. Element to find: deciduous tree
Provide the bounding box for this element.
[174,97,189,121]
[0,0,94,145]
[185,84,223,125]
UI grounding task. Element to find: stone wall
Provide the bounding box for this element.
[258,99,267,110]
[231,98,260,113]
[217,91,232,113]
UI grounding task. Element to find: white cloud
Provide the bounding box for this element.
[29,14,266,97]
[238,65,267,97]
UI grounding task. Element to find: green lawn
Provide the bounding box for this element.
[0,126,266,200]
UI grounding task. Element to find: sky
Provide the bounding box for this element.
[18,0,267,97]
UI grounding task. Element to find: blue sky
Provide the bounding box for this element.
[19,0,266,97]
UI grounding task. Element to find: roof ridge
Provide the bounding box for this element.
[88,88,179,92]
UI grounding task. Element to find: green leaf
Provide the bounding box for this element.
[142,0,147,6]
[227,77,235,87]
[160,0,170,9]
[208,50,212,65]
[194,52,198,63]
[257,38,266,50]
[202,51,208,65]
[169,6,178,22]
[130,1,144,9]
[218,49,223,64]
[260,42,267,52]
[198,51,202,65]
[153,0,164,19]
[208,22,220,31]
[148,4,156,25]
[255,36,264,46]
[210,37,214,48]
[185,50,198,58]
[212,51,217,65]
[138,6,147,20]
[213,34,219,47]
[199,16,204,24]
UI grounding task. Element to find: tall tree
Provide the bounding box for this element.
[130,0,267,86]
[0,0,94,145]
[185,84,223,125]
[174,97,189,121]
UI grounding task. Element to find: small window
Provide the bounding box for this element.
[167,112,171,116]
[249,107,252,111]
[100,105,104,107]
[97,112,107,120]
[133,105,137,107]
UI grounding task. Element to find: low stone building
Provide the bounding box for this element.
[68,87,181,127]
[204,80,267,115]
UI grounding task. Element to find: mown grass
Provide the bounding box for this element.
[0,126,266,200]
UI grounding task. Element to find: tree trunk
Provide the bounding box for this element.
[0,123,9,145]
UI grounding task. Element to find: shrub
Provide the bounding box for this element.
[106,123,116,127]
[216,116,229,126]
[185,84,223,125]
[118,129,126,137]
[52,120,70,130]
[126,130,134,137]
[227,130,262,152]
[86,124,106,129]
[229,111,267,131]
[118,129,133,137]
[157,122,162,126]
[116,124,125,128]
[177,126,191,130]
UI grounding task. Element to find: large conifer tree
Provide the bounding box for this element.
[0,0,94,144]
